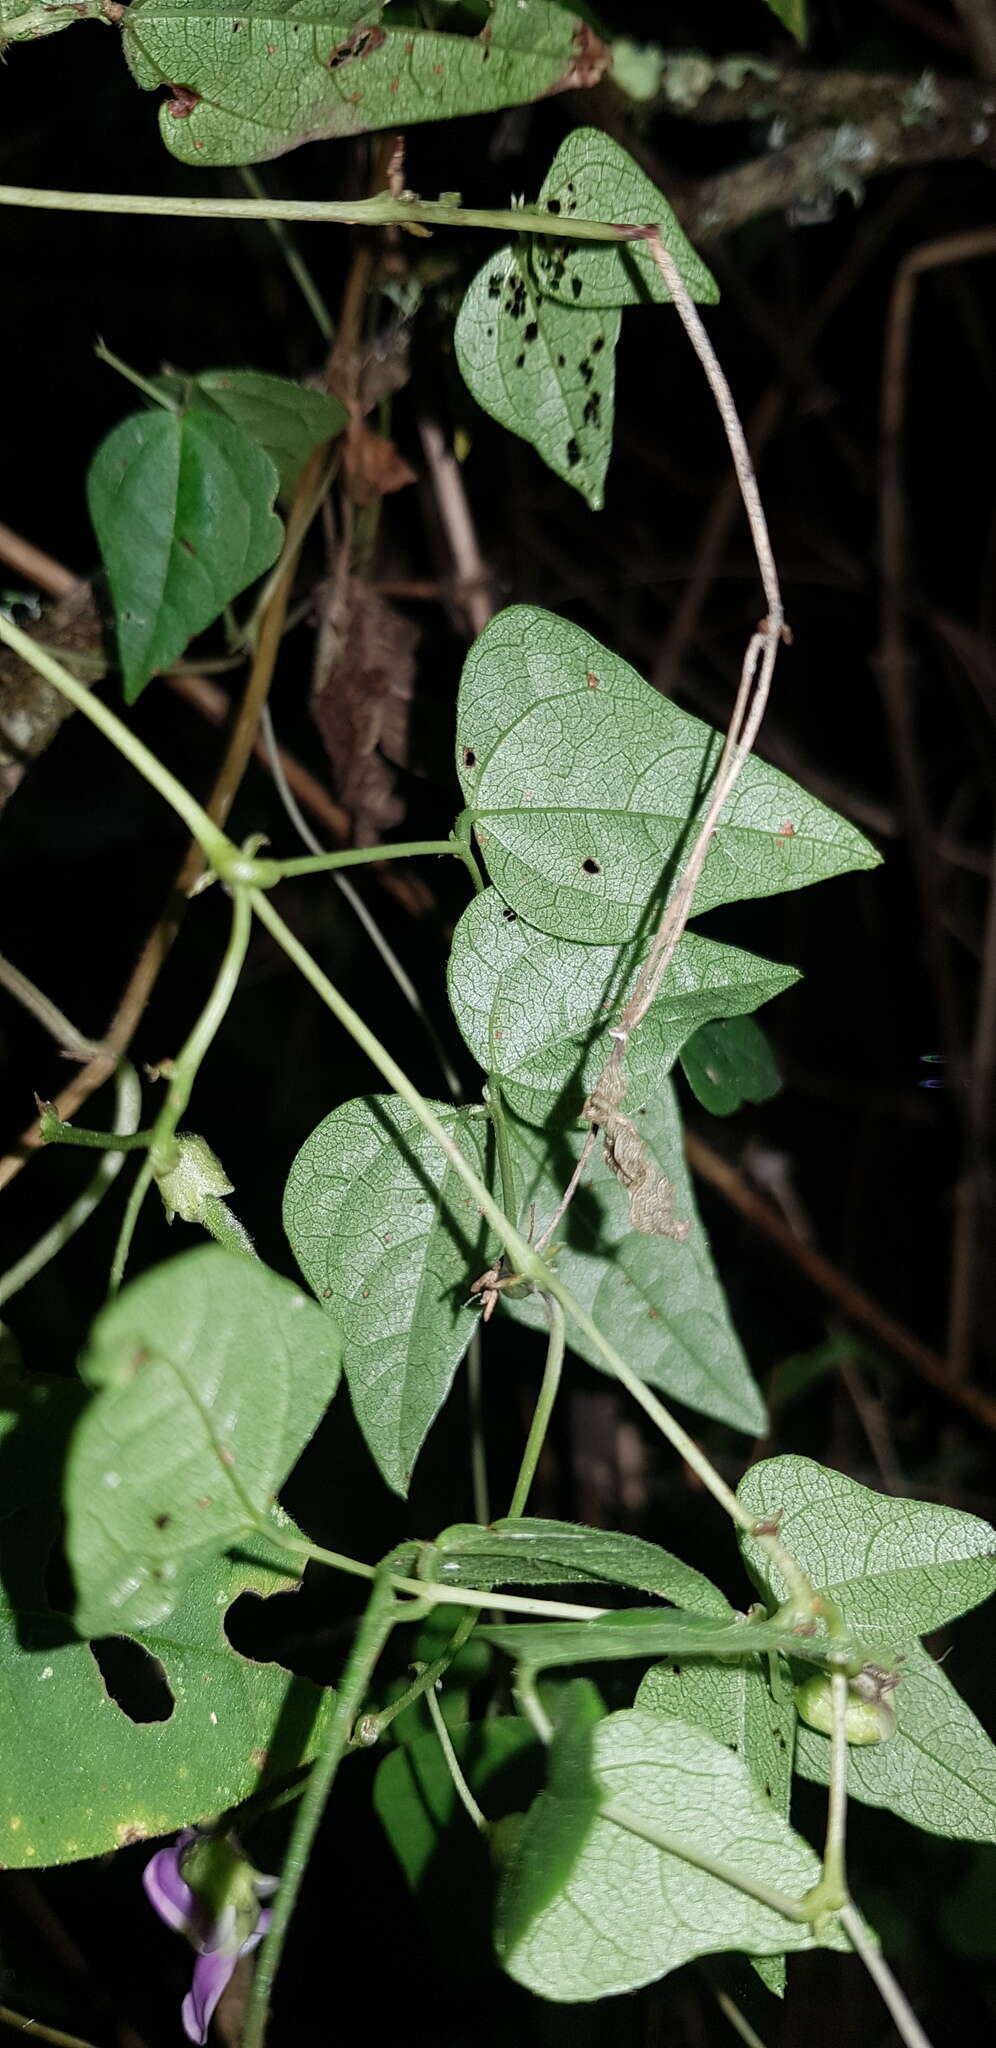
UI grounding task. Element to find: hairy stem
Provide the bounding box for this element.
[0,186,657,243]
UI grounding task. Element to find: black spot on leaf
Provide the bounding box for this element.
[582,856,601,875]
[566,438,581,467]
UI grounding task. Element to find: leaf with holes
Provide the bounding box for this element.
[447,886,797,1127]
[171,370,347,496]
[533,127,719,311]
[679,1013,783,1116]
[456,608,879,943]
[495,1688,844,2000]
[64,1247,341,1637]
[738,1456,996,1842]
[504,1083,766,1434]
[123,0,605,168]
[428,1518,728,1612]
[455,245,619,509]
[283,1095,495,1498]
[0,1371,330,1867]
[87,407,283,702]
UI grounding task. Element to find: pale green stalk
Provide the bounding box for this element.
[0,185,648,244]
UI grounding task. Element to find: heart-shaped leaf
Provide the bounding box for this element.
[680,1013,783,1116]
[533,127,719,310]
[456,608,879,943]
[448,886,797,1126]
[738,1455,996,1639]
[283,1095,494,1497]
[505,1085,767,1434]
[0,1371,331,1866]
[65,1247,341,1635]
[87,407,283,701]
[455,245,620,509]
[496,1695,844,2000]
[123,0,604,167]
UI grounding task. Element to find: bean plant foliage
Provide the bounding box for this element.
[0,6,990,2048]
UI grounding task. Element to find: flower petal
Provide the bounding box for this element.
[144,1844,197,1936]
[182,1950,237,2045]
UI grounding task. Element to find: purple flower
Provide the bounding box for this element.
[144,1830,276,2044]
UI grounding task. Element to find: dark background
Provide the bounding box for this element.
[1,2,995,2044]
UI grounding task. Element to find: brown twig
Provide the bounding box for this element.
[684,1127,996,1432]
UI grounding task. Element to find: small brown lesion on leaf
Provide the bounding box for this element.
[327,24,385,69]
[545,23,611,98]
[164,85,201,119]
[116,1822,149,1847]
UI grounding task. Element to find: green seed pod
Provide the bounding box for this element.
[795,1667,898,1745]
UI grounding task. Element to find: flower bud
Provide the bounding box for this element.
[154,1134,233,1225]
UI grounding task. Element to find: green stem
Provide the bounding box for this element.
[507,1299,565,1517]
[820,1672,850,1909]
[248,889,765,1545]
[0,614,233,871]
[426,1685,486,1831]
[260,838,468,882]
[94,337,177,411]
[0,1064,143,1309]
[108,891,252,1287]
[39,1115,151,1152]
[198,1195,258,1260]
[486,1079,520,1227]
[0,186,650,245]
[243,1574,398,2048]
[598,1798,814,1924]
[838,1905,936,2048]
[237,167,334,345]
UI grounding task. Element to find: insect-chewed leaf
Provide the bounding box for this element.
[447,886,797,1127]
[680,1013,783,1116]
[0,1370,332,1866]
[455,245,619,509]
[456,608,880,943]
[505,1082,767,1434]
[122,0,604,167]
[533,127,719,310]
[65,1248,341,1636]
[87,407,283,702]
[495,1694,844,2000]
[283,1095,495,1498]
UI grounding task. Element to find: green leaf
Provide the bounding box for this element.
[496,1699,843,1999]
[456,608,880,943]
[65,1247,341,1636]
[0,1372,330,1867]
[180,370,347,496]
[738,1455,996,1639]
[0,0,101,41]
[87,407,283,702]
[455,245,619,509]
[763,0,807,44]
[533,127,718,310]
[795,1640,996,1843]
[429,1518,729,1612]
[123,0,602,168]
[481,1607,850,1673]
[680,1013,783,1116]
[738,1457,996,1842]
[448,886,797,1127]
[374,1716,540,1891]
[636,1644,795,1995]
[283,1095,494,1497]
[505,1084,767,1435]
